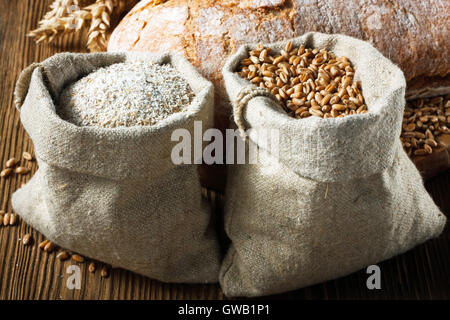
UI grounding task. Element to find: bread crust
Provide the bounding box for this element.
[109,0,449,81]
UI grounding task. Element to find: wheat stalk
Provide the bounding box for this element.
[86,0,114,52]
[28,0,153,51]
[28,0,94,43]
[42,0,82,20]
[86,0,168,51]
[86,0,138,52]
[29,9,92,43]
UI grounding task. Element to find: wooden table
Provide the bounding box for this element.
[0,0,448,300]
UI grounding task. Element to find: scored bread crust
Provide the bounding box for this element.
[108,0,449,79]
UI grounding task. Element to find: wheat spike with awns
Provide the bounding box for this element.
[28,0,167,52]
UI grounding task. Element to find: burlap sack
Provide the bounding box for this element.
[220,32,447,297]
[12,52,221,283]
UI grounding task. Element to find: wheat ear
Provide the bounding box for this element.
[29,0,166,52]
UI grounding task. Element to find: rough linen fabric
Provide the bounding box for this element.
[220,32,447,297]
[13,52,221,283]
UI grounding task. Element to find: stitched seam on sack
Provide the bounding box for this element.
[221,246,237,284]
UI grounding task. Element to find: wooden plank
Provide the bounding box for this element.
[0,0,448,300]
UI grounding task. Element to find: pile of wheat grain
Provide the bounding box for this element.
[238,41,367,119]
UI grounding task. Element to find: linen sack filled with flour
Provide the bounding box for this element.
[220,32,447,297]
[12,52,221,283]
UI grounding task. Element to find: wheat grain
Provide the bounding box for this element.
[401,94,450,157]
[6,158,18,168]
[57,251,70,261]
[100,266,110,278]
[72,254,85,263]
[22,234,32,246]
[15,167,30,175]
[23,152,34,161]
[0,168,12,178]
[88,262,96,273]
[238,42,367,119]
[8,214,17,226]
[3,213,10,226]
[44,241,55,252]
[39,240,50,250]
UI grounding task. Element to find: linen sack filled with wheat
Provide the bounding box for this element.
[12,52,221,283]
[220,32,447,297]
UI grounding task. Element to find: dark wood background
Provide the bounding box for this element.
[0,0,448,300]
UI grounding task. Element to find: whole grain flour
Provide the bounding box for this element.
[58,61,194,128]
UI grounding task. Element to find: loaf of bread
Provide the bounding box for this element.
[108,0,450,187]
